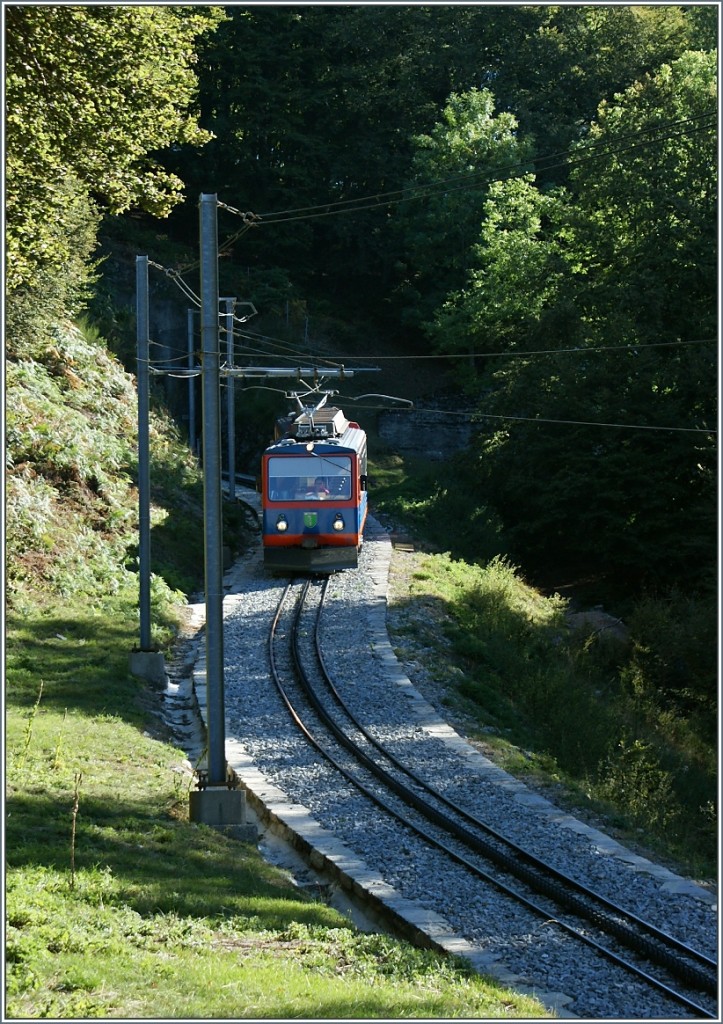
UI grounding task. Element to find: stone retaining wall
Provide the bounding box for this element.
[377,409,474,460]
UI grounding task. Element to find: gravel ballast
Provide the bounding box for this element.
[185,494,717,1019]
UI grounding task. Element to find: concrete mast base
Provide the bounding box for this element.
[189,786,258,843]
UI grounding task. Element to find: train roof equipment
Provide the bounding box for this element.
[272,393,363,448]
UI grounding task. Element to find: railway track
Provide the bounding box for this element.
[267,575,717,1019]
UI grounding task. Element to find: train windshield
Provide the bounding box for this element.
[267,456,352,500]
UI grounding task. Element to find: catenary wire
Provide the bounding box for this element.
[140,350,715,435]
[148,261,201,305]
[469,411,716,435]
[253,121,716,226]
[224,113,716,227]
[143,336,715,374]
[232,338,715,363]
[182,331,713,367]
[139,352,715,435]
[245,111,714,221]
[144,114,715,438]
[149,115,715,282]
[146,114,714,283]
[342,403,715,436]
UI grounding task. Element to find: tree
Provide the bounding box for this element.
[164,7,535,308]
[490,5,698,175]
[393,88,533,331]
[464,51,717,587]
[426,176,571,365]
[5,5,224,294]
[564,49,717,346]
[146,5,705,326]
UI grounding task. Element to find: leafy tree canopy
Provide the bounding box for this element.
[426,177,569,358]
[495,4,696,161]
[5,4,224,292]
[565,49,718,345]
[453,50,718,587]
[394,88,533,330]
[154,4,710,319]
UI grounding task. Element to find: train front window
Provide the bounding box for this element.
[268,456,352,500]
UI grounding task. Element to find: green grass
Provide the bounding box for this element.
[368,448,505,562]
[385,547,717,878]
[5,317,547,1015]
[5,593,548,1019]
[5,305,710,1017]
[371,436,716,877]
[3,320,548,1021]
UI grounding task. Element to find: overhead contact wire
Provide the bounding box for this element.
[235,112,715,226]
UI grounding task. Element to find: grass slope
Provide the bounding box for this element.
[372,447,717,878]
[6,598,545,1018]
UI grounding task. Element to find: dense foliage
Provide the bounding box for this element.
[433,50,717,587]
[385,550,716,870]
[152,5,717,597]
[160,6,713,303]
[4,5,231,611]
[5,4,223,296]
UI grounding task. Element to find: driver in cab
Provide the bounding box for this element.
[307,476,330,499]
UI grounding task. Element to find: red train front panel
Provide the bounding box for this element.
[261,444,367,572]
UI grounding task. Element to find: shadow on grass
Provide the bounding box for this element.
[148,498,258,596]
[6,789,341,932]
[6,607,155,723]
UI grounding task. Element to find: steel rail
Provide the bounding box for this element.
[268,578,716,1019]
[309,577,717,994]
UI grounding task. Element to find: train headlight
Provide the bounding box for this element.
[333,514,345,532]
[276,515,289,532]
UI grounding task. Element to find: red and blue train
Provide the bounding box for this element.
[261,396,368,572]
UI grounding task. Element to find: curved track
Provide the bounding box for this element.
[268,576,717,1019]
